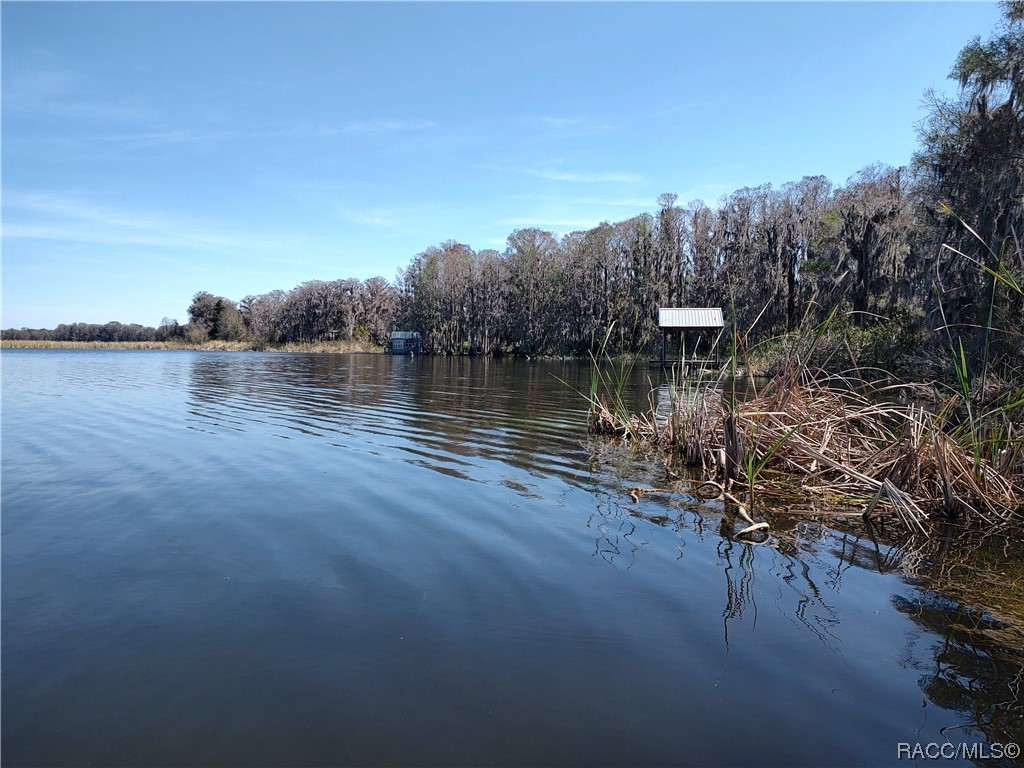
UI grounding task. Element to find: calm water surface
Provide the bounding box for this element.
[3,350,1022,767]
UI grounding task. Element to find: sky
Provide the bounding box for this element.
[1,1,1007,329]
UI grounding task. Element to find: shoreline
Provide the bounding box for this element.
[0,339,384,353]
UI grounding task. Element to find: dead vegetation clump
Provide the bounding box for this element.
[588,367,1024,539]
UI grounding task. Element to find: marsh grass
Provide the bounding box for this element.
[591,363,1023,538]
[584,284,1024,540]
[1,339,383,353]
[1,340,204,350]
[933,214,1024,496]
[267,340,383,354]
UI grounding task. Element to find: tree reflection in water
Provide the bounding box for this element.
[892,592,1023,753]
[584,454,1024,757]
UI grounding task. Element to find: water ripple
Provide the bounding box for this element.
[178,353,595,490]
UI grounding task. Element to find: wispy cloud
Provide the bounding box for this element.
[535,116,586,128]
[3,192,301,261]
[512,195,655,210]
[498,216,608,231]
[514,116,615,136]
[335,207,401,228]
[675,182,736,206]
[507,186,734,209]
[271,119,437,139]
[484,164,641,184]
[86,119,438,147]
[569,197,654,208]
[336,119,436,134]
[478,237,509,249]
[6,65,81,101]
[5,58,159,124]
[7,86,158,124]
[8,52,437,143]
[92,128,242,146]
[529,169,641,183]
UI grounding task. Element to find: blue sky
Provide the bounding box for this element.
[2,1,1005,329]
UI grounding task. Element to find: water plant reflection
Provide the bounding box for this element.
[892,591,1024,756]
[587,448,1024,759]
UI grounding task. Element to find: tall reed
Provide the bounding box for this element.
[581,292,1023,540]
[933,210,1024,508]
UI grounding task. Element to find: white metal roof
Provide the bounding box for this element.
[658,308,724,329]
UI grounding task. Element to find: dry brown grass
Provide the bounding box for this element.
[2,340,199,350]
[268,339,382,354]
[1,339,383,353]
[590,369,1024,538]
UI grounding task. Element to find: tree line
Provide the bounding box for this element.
[5,4,1021,376]
[396,3,1021,367]
[2,320,184,343]
[397,166,914,357]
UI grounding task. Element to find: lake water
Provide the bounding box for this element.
[2,350,1022,767]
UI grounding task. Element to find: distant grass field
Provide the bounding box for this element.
[1,339,384,353]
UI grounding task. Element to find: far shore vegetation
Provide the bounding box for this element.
[4,4,1021,543]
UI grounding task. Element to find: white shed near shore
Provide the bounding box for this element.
[657,307,724,367]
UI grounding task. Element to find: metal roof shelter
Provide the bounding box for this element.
[658,308,724,330]
[656,307,724,368]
